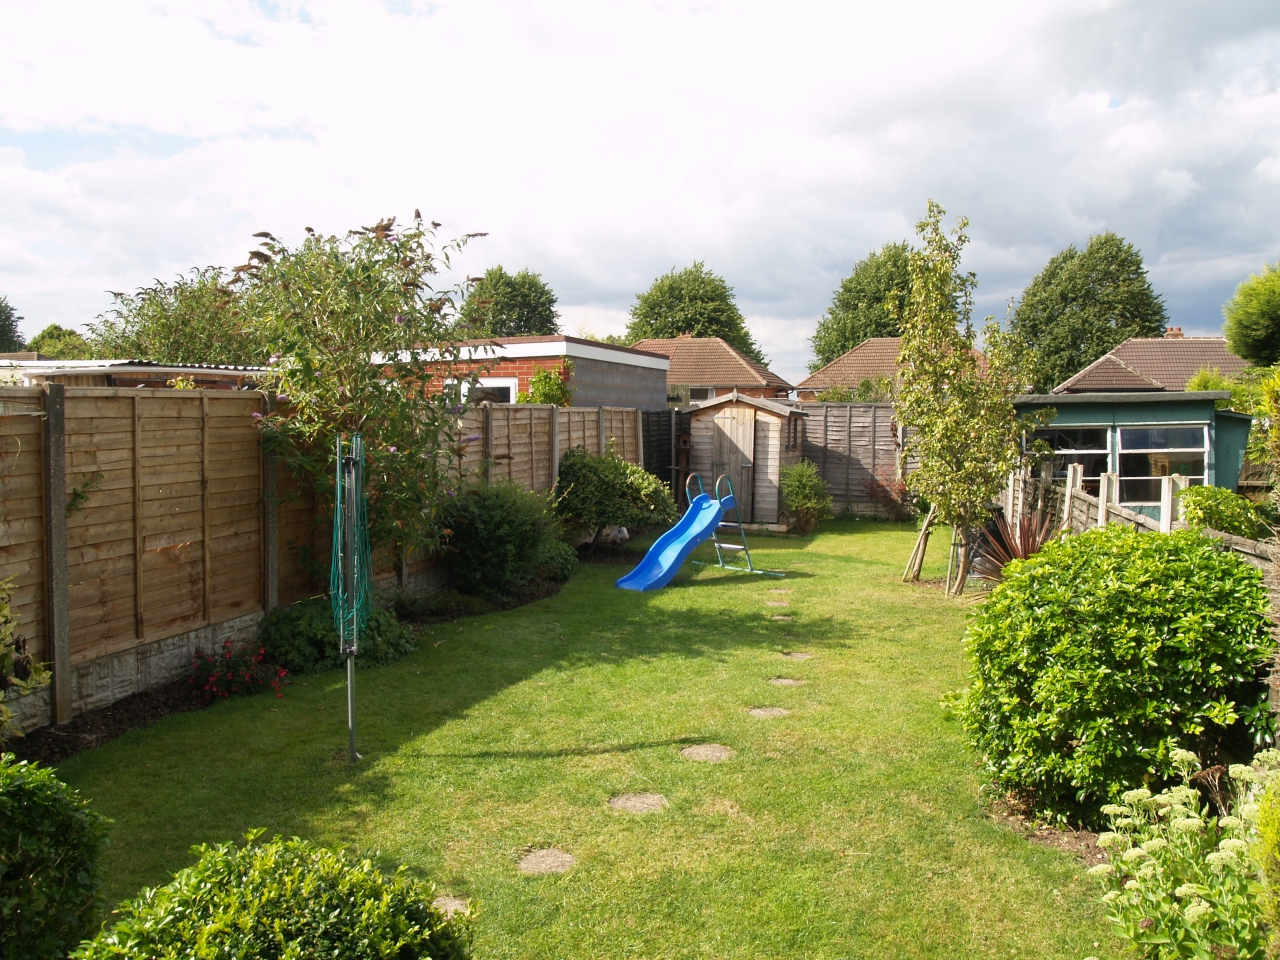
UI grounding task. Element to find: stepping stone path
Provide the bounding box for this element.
[770,615,793,622]
[609,792,668,813]
[681,743,736,762]
[769,588,791,594]
[770,677,806,687]
[766,600,789,607]
[782,651,814,660]
[749,706,790,718]
[519,848,575,874]
[432,895,470,916]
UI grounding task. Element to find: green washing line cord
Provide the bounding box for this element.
[331,433,372,651]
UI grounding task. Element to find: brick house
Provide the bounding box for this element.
[795,337,901,401]
[627,334,792,405]
[442,335,669,409]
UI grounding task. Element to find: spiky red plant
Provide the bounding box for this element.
[970,506,1063,582]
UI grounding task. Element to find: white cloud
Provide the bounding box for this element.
[0,0,1278,382]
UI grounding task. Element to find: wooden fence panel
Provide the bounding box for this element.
[797,403,902,517]
[0,389,46,664]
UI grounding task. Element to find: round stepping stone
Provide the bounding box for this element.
[769,588,791,594]
[681,743,735,762]
[766,600,789,607]
[609,792,668,813]
[770,677,806,687]
[770,615,793,622]
[782,651,813,660]
[519,848,575,874]
[749,706,790,718]
[432,895,469,916]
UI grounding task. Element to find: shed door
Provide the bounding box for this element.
[712,407,756,521]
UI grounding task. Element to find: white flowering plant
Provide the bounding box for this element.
[1090,748,1280,959]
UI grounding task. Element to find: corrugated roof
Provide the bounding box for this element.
[796,337,901,390]
[628,334,792,389]
[1053,337,1249,393]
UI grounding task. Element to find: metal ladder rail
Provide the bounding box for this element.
[710,473,757,572]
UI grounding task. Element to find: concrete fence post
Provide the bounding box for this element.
[549,405,560,491]
[1159,476,1174,533]
[1063,463,1082,529]
[635,408,644,468]
[1171,474,1188,523]
[42,383,71,724]
[261,393,279,613]
[1097,472,1112,527]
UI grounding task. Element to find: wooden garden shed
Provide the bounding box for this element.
[686,391,806,524]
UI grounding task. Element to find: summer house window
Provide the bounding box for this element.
[1033,427,1110,496]
[1117,425,1207,504]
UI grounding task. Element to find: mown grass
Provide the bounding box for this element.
[57,520,1117,958]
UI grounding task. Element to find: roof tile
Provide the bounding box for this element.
[1054,337,1249,393]
[628,335,792,389]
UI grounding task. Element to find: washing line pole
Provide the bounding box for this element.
[343,447,358,764]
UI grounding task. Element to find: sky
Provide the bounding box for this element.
[2,1,1278,385]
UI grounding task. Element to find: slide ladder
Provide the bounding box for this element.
[689,474,781,577]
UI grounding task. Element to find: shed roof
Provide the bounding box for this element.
[687,390,806,418]
[1054,337,1249,393]
[796,337,901,390]
[628,334,792,390]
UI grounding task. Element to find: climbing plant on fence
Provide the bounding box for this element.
[895,200,1048,593]
[243,215,486,560]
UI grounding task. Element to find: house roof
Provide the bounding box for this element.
[1054,337,1250,393]
[687,390,806,418]
[422,334,669,371]
[628,334,792,390]
[796,337,901,391]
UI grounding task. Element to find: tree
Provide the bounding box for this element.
[87,267,265,365]
[0,296,22,352]
[1223,262,1280,366]
[896,201,1046,595]
[25,324,92,359]
[1011,231,1167,392]
[809,242,912,371]
[244,215,481,561]
[624,262,765,363]
[459,266,560,337]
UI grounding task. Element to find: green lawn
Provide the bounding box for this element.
[57,521,1116,958]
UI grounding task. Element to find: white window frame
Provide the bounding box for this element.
[462,377,519,404]
[1116,422,1209,505]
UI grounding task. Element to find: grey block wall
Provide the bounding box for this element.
[570,357,668,410]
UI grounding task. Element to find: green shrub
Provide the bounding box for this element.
[516,360,574,406]
[74,833,470,960]
[531,537,578,583]
[1,754,109,960]
[443,482,569,598]
[961,525,1275,825]
[1,576,50,744]
[191,639,286,703]
[1181,485,1263,539]
[778,460,833,533]
[555,446,677,545]
[258,598,416,674]
[1091,748,1277,959]
[1259,776,1280,955]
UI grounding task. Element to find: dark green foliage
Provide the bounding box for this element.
[532,538,579,583]
[1011,232,1167,392]
[88,267,265,366]
[962,525,1275,824]
[624,262,765,363]
[25,324,93,360]
[0,754,109,959]
[556,447,678,544]
[73,833,471,960]
[459,265,560,337]
[0,297,22,352]
[1223,262,1280,366]
[257,598,415,674]
[442,482,572,598]
[190,639,285,703]
[814,386,854,402]
[1180,485,1263,539]
[778,460,833,533]
[388,588,492,622]
[809,242,912,371]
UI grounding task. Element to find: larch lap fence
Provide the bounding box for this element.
[1,391,644,733]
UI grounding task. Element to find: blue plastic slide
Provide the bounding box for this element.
[616,492,734,591]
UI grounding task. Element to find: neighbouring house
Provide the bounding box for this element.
[1016,332,1254,514]
[685,391,807,524]
[627,334,792,405]
[439,335,669,409]
[795,337,901,401]
[0,358,267,389]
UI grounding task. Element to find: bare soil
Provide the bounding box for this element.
[987,798,1106,865]
[577,543,643,565]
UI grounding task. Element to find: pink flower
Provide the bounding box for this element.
[252,412,263,420]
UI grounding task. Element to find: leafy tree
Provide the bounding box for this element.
[87,267,265,365]
[244,216,481,561]
[459,265,560,337]
[0,295,23,352]
[624,262,765,363]
[809,242,911,371]
[896,201,1046,595]
[1223,262,1280,366]
[517,360,574,406]
[25,324,93,359]
[1011,231,1167,392]
[814,385,854,402]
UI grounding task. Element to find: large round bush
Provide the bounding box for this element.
[555,446,677,544]
[74,834,471,960]
[1,754,108,960]
[961,525,1275,824]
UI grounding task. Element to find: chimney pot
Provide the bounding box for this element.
[1164,327,1184,339]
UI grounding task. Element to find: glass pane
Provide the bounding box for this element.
[1119,453,1205,478]
[1119,426,1204,450]
[1120,476,1206,504]
[1051,452,1109,481]
[1034,428,1108,452]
